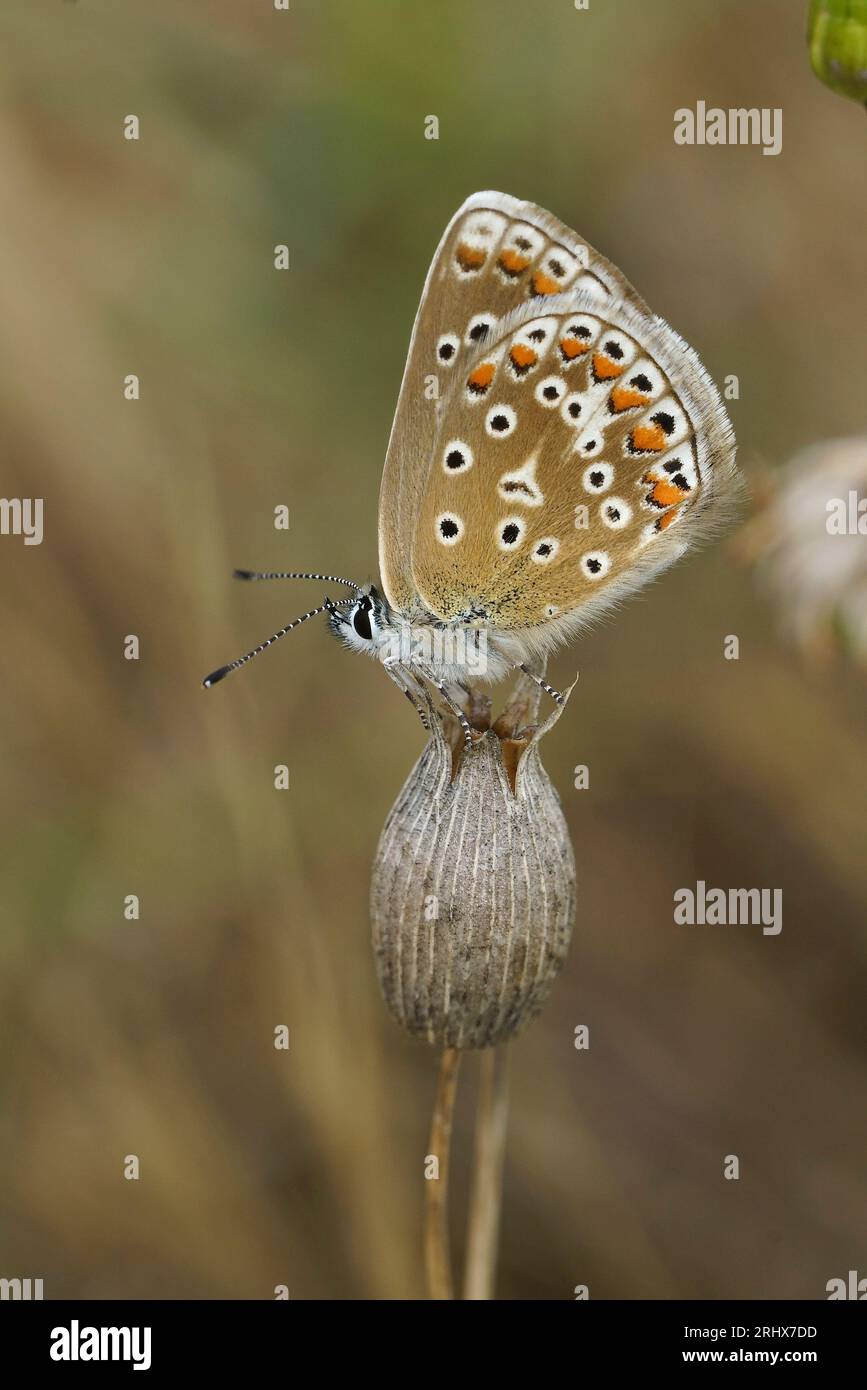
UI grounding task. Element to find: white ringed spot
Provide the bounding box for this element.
[497,516,526,551]
[581,550,611,581]
[436,333,460,366]
[436,512,463,546]
[535,376,566,408]
[531,537,559,564]
[577,430,603,457]
[465,313,494,347]
[601,497,632,529]
[442,439,473,475]
[485,403,517,438]
[582,462,613,493]
[560,392,584,426]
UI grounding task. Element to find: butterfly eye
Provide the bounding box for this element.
[352,602,373,640]
[582,462,613,493]
[581,550,611,581]
[485,404,517,438]
[436,512,463,546]
[437,333,459,365]
[442,439,473,474]
[535,376,566,408]
[497,517,525,551]
[531,537,559,564]
[601,498,632,530]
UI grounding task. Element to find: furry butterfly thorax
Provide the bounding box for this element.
[204,192,738,738]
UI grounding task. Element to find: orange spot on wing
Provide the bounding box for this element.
[630,423,667,453]
[509,344,537,371]
[648,480,686,509]
[531,270,560,295]
[592,353,625,380]
[455,242,486,272]
[610,386,650,412]
[657,505,683,530]
[498,248,531,276]
[467,361,495,392]
[560,336,590,360]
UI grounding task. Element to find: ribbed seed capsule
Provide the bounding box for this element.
[370,675,576,1049]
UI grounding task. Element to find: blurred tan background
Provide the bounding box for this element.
[0,0,865,1299]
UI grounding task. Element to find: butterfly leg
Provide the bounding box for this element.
[518,663,565,707]
[418,665,474,750]
[383,661,431,731]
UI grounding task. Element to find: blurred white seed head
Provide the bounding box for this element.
[742,436,867,668]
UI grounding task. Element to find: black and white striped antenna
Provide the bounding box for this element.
[233,569,361,589]
[202,593,355,688]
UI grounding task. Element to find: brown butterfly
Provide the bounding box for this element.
[204,192,739,745]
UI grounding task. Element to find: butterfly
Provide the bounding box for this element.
[204,191,739,745]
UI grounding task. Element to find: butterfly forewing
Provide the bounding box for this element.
[377,191,649,614]
[408,289,736,634]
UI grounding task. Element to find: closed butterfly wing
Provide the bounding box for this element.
[409,290,737,651]
[377,191,649,615]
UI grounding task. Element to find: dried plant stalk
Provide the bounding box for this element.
[424,1046,462,1300]
[373,670,578,1298]
[463,1045,510,1300]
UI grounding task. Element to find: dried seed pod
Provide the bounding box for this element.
[370,674,576,1049]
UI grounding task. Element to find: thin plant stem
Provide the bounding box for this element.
[463,1044,510,1300]
[425,1046,462,1300]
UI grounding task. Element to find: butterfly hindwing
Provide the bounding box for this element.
[377,192,649,614]
[408,290,737,637]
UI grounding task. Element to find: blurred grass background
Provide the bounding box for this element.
[0,0,865,1299]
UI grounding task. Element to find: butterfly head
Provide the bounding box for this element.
[328,582,391,654]
[202,569,381,689]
